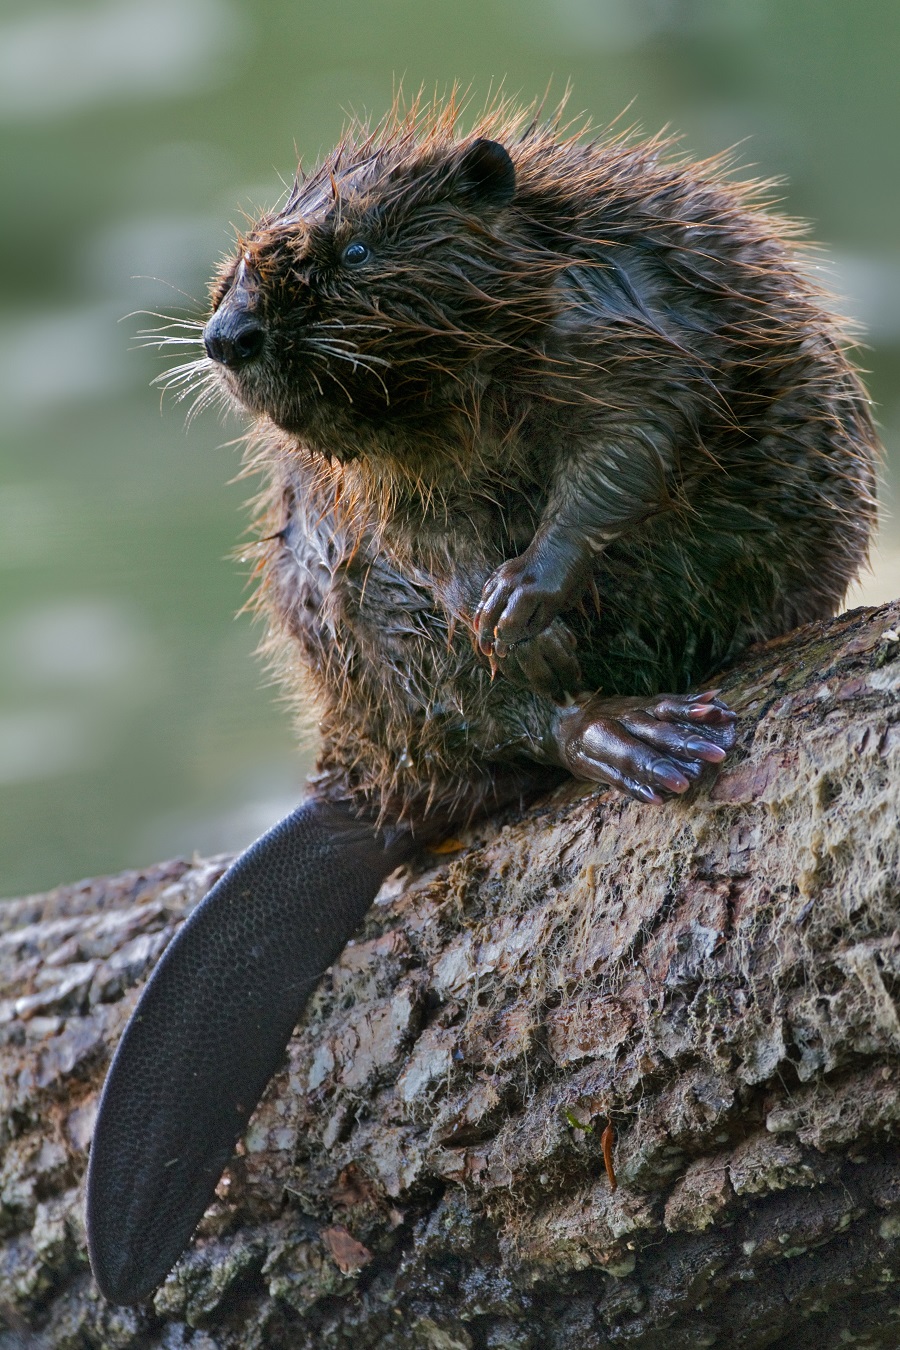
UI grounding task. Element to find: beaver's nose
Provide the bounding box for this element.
[203,302,265,368]
[204,260,265,368]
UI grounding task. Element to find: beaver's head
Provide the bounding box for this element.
[202,134,558,454]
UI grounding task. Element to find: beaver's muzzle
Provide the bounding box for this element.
[204,258,265,369]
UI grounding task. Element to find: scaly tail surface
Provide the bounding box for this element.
[86,797,412,1304]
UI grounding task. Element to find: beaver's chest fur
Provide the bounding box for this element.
[263,451,558,821]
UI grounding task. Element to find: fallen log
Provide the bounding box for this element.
[2,599,900,1349]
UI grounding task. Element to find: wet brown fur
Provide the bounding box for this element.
[186,95,878,831]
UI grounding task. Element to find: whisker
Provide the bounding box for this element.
[307,342,392,402]
[170,379,216,407]
[133,335,206,350]
[130,310,208,361]
[185,381,229,426]
[123,309,206,328]
[308,341,391,372]
[152,357,214,390]
[126,278,205,306]
[311,357,354,404]
[313,320,392,335]
[313,340,390,366]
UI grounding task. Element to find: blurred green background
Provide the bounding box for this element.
[1,0,899,896]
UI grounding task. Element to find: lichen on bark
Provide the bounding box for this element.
[2,601,900,1349]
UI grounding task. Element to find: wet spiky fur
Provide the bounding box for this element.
[183,95,878,829]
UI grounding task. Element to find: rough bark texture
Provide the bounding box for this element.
[2,600,900,1350]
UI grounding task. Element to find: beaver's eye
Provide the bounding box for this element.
[342,241,370,267]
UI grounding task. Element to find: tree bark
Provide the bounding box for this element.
[2,600,900,1350]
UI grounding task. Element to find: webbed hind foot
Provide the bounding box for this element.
[551,689,737,804]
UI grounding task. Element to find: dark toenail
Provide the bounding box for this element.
[686,737,727,761]
[653,762,690,792]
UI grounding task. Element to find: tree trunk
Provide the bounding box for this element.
[2,600,900,1350]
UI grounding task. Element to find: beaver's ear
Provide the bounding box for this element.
[453,139,516,209]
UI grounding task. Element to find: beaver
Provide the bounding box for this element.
[86,100,878,1303]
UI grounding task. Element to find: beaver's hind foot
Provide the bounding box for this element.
[551,690,737,804]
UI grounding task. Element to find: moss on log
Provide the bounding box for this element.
[2,601,900,1349]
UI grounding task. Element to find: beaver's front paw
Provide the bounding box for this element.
[475,545,588,654]
[491,619,582,701]
[552,690,737,803]
[476,555,563,652]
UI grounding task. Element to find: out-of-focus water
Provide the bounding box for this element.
[1,0,898,896]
